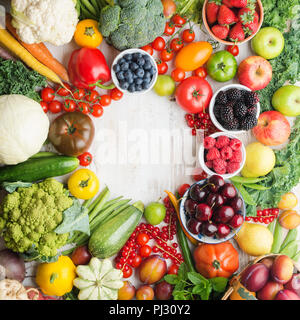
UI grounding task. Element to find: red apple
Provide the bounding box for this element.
[238,56,272,91]
[252,111,291,146]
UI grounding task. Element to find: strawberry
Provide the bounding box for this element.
[222,0,233,7]
[238,8,259,34]
[217,5,237,25]
[211,24,229,39]
[230,0,248,7]
[229,22,245,41]
[206,0,222,25]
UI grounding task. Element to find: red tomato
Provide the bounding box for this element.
[168,264,179,275]
[172,14,186,27]
[86,90,99,102]
[71,245,92,265]
[139,245,152,258]
[192,167,208,181]
[175,76,213,114]
[123,266,133,278]
[136,233,150,246]
[100,94,111,107]
[164,21,175,36]
[131,255,142,268]
[171,68,186,82]
[91,104,104,118]
[40,101,48,113]
[182,29,195,43]
[110,88,123,101]
[72,88,86,100]
[152,36,166,51]
[56,83,71,97]
[48,100,62,113]
[78,152,93,167]
[156,60,168,75]
[226,45,239,56]
[63,99,77,112]
[77,102,90,114]
[170,38,184,52]
[178,184,191,197]
[193,67,208,78]
[41,87,55,102]
[141,44,154,56]
[160,48,174,62]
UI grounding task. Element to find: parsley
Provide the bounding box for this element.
[164,263,228,300]
[0,58,47,101]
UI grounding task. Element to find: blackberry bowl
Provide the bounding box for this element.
[111,49,158,94]
[209,84,260,134]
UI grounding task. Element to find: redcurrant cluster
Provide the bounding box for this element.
[185,112,219,136]
[245,208,279,224]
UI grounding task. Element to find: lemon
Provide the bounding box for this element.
[234,222,273,256]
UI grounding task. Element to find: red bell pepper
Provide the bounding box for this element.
[68,48,115,90]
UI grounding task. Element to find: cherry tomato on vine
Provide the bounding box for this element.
[78,152,93,167]
[77,102,90,114]
[91,104,104,118]
[168,264,179,275]
[123,265,133,278]
[170,38,184,52]
[41,87,55,102]
[164,21,175,36]
[48,100,62,113]
[178,183,191,197]
[72,88,86,100]
[172,14,186,27]
[99,94,111,107]
[182,29,195,43]
[86,90,99,102]
[139,245,152,258]
[194,67,208,78]
[141,44,154,56]
[56,82,71,97]
[63,99,77,112]
[226,45,239,56]
[160,48,174,62]
[110,88,123,101]
[131,255,142,268]
[40,101,48,113]
[136,233,150,246]
[156,60,168,75]
[171,68,186,82]
[152,36,166,51]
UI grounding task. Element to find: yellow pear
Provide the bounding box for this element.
[241,142,276,178]
[234,222,273,256]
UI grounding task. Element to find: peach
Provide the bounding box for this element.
[271,255,294,284]
[139,255,167,284]
[257,281,283,300]
[118,281,136,300]
[136,285,154,300]
[278,210,300,229]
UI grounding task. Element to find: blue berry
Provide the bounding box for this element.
[119,58,126,64]
[136,84,143,91]
[137,58,145,67]
[120,62,129,71]
[144,61,152,70]
[133,52,142,60]
[117,71,125,81]
[142,81,151,90]
[124,54,132,61]
[136,68,145,78]
[143,76,151,84]
[130,62,139,71]
[119,81,129,90]
[128,84,136,92]
[135,78,143,85]
[149,67,156,75]
[144,71,151,79]
[113,64,120,73]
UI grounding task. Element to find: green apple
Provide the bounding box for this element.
[251,27,284,60]
[144,202,166,225]
[272,85,300,117]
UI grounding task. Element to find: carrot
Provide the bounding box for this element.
[6,15,69,82]
[0,27,63,85]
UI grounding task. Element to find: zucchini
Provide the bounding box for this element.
[0,156,79,182]
[88,205,143,259]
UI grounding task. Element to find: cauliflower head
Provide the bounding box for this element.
[0,178,73,258]
[11,0,78,46]
[99,0,166,51]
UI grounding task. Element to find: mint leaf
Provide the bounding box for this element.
[177,263,188,280]
[164,274,179,285]
[187,272,209,285]
[210,277,228,293]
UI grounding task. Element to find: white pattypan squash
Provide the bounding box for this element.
[0,95,49,165]
[73,258,123,300]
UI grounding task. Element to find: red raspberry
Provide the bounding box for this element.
[231,150,243,163]
[213,159,226,174]
[226,161,240,174]
[215,135,230,149]
[203,136,216,149]
[206,147,220,161]
[220,146,233,160]
[229,138,242,151]
[205,160,213,168]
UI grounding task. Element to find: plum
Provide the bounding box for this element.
[155,281,173,300]
[275,289,300,300]
[271,255,294,284]
[285,273,300,296]
[136,285,154,300]
[118,281,136,300]
[139,255,167,284]
[257,281,283,300]
[241,263,269,292]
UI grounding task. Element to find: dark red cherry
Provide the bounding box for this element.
[229,214,244,228]
[201,221,218,237]
[220,183,237,199]
[214,206,235,223]
[206,193,225,208]
[227,196,243,212]
[189,184,208,203]
[187,218,202,235]
[217,224,231,238]
[195,203,212,222]
[184,198,198,215]
[208,175,225,192]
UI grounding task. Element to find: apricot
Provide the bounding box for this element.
[278,210,300,229]
[271,255,294,284]
[139,255,167,284]
[278,192,298,210]
[136,285,154,300]
[118,281,136,300]
[257,281,283,300]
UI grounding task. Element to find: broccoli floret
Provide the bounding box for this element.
[0,178,73,259]
[99,0,166,51]
[99,5,121,38]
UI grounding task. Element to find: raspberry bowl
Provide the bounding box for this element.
[209,84,260,134]
[179,175,246,244]
[199,132,246,179]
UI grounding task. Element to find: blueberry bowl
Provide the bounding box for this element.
[111,48,158,94]
[179,176,246,244]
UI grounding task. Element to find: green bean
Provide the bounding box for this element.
[243,184,271,190]
[88,188,111,221]
[230,176,267,184]
[279,241,300,258]
[271,220,285,253]
[292,251,300,262]
[79,1,97,19]
[90,0,100,14]
[279,229,298,252]
[177,223,195,273]
[87,186,110,212]
[268,220,276,234]
[80,0,98,16]
[231,182,256,206]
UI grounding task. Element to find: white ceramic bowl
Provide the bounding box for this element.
[179,178,246,244]
[209,84,260,134]
[199,132,246,180]
[111,48,158,95]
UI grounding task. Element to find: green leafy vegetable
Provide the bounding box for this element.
[1,181,32,193]
[231,181,256,206]
[0,58,46,101]
[176,0,205,24]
